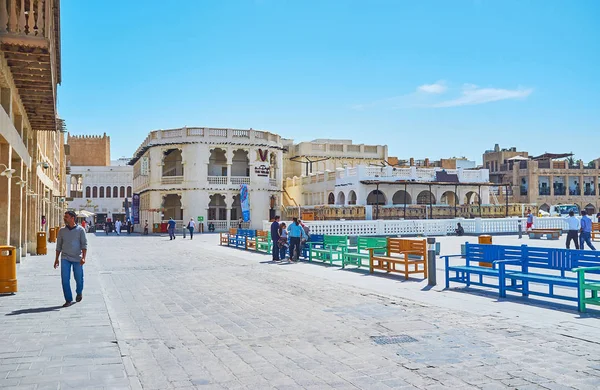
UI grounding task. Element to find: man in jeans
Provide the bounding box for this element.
[270,215,280,261]
[565,210,579,249]
[287,217,307,262]
[168,217,176,240]
[579,210,596,250]
[54,211,88,307]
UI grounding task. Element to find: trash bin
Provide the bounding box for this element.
[49,227,56,243]
[478,235,492,267]
[0,246,17,294]
[160,223,168,233]
[37,232,47,255]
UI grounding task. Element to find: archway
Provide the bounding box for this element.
[208,194,227,220]
[85,186,91,198]
[92,186,97,198]
[231,194,242,221]
[163,149,183,177]
[392,190,411,205]
[328,193,335,205]
[208,148,227,176]
[417,190,436,205]
[366,190,386,205]
[232,149,249,177]
[584,203,596,214]
[348,190,357,205]
[99,186,105,198]
[465,191,480,205]
[106,186,111,198]
[336,191,346,205]
[163,194,183,220]
[440,191,458,206]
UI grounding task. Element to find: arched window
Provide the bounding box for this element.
[92,186,98,198]
[85,186,91,198]
[328,193,335,205]
[113,186,118,198]
[106,186,111,198]
[127,186,132,197]
[99,186,104,198]
[120,186,125,198]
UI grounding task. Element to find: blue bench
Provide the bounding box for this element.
[498,247,600,311]
[300,234,323,259]
[444,243,525,289]
[235,229,256,249]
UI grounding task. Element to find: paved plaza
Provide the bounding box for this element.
[1,232,600,390]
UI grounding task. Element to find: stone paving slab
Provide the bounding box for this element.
[1,232,599,389]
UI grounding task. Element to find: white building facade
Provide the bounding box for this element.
[131,127,284,231]
[67,160,133,225]
[285,165,491,208]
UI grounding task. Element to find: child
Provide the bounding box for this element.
[278,222,289,261]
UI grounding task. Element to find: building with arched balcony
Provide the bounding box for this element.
[130,127,284,231]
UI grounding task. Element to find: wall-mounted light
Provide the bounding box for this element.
[0,164,15,179]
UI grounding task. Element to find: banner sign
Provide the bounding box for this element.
[132,193,140,224]
[140,157,149,176]
[240,184,250,222]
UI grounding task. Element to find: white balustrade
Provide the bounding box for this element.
[207,176,227,185]
[232,129,250,138]
[162,129,182,138]
[187,127,204,136]
[161,176,183,185]
[208,128,228,137]
[208,220,228,231]
[231,176,250,185]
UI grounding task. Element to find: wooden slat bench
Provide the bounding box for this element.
[234,229,256,249]
[369,238,427,280]
[307,235,348,265]
[220,228,237,246]
[529,228,561,240]
[247,230,267,251]
[498,247,600,311]
[592,222,600,241]
[342,237,388,269]
[255,232,272,253]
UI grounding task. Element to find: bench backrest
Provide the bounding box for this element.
[229,228,237,235]
[323,235,348,248]
[388,238,426,258]
[237,229,256,237]
[575,250,600,275]
[464,243,524,266]
[255,230,268,238]
[357,237,388,252]
[309,234,324,244]
[593,222,600,232]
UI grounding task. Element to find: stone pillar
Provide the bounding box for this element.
[0,144,12,245]
[22,165,28,257]
[549,175,554,196]
[9,159,23,260]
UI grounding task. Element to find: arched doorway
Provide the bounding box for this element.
[348,190,357,205]
[392,190,411,205]
[163,149,183,177]
[231,194,242,221]
[465,191,480,205]
[208,149,227,177]
[208,194,227,220]
[440,191,458,206]
[328,193,335,205]
[417,190,436,205]
[336,191,345,205]
[366,190,386,205]
[163,194,183,220]
[231,149,249,177]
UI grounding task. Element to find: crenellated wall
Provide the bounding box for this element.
[66,133,111,166]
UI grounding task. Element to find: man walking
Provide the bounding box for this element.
[168,217,176,240]
[565,210,579,249]
[579,210,596,250]
[187,218,196,239]
[270,215,280,261]
[287,217,307,262]
[54,211,88,307]
[115,219,122,236]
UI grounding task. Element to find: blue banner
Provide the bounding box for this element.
[240,184,250,222]
[132,194,140,224]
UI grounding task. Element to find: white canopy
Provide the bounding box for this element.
[76,210,95,218]
[507,155,529,161]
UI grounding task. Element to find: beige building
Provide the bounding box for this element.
[66,133,111,167]
[483,145,600,214]
[0,0,65,258]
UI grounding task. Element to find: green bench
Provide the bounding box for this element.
[342,237,388,269]
[255,232,272,253]
[307,235,348,266]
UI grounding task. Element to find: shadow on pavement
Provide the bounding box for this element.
[5,305,63,316]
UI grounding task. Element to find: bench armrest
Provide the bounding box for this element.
[442,254,463,260]
[572,266,600,273]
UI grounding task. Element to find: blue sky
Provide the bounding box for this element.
[59,0,600,164]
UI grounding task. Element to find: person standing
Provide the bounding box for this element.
[143,220,149,235]
[168,217,176,240]
[54,211,88,307]
[287,217,307,262]
[81,219,87,232]
[270,216,280,261]
[565,211,580,249]
[187,218,196,239]
[238,218,243,229]
[526,209,534,232]
[127,219,132,235]
[278,222,289,261]
[579,210,597,250]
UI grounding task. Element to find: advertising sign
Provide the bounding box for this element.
[132,193,140,224]
[240,184,250,222]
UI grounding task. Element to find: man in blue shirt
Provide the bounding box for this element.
[270,216,280,261]
[579,210,596,250]
[287,217,307,262]
[167,217,176,240]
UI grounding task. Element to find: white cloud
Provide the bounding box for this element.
[431,85,533,108]
[417,81,447,94]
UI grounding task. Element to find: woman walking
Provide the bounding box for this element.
[278,223,289,261]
